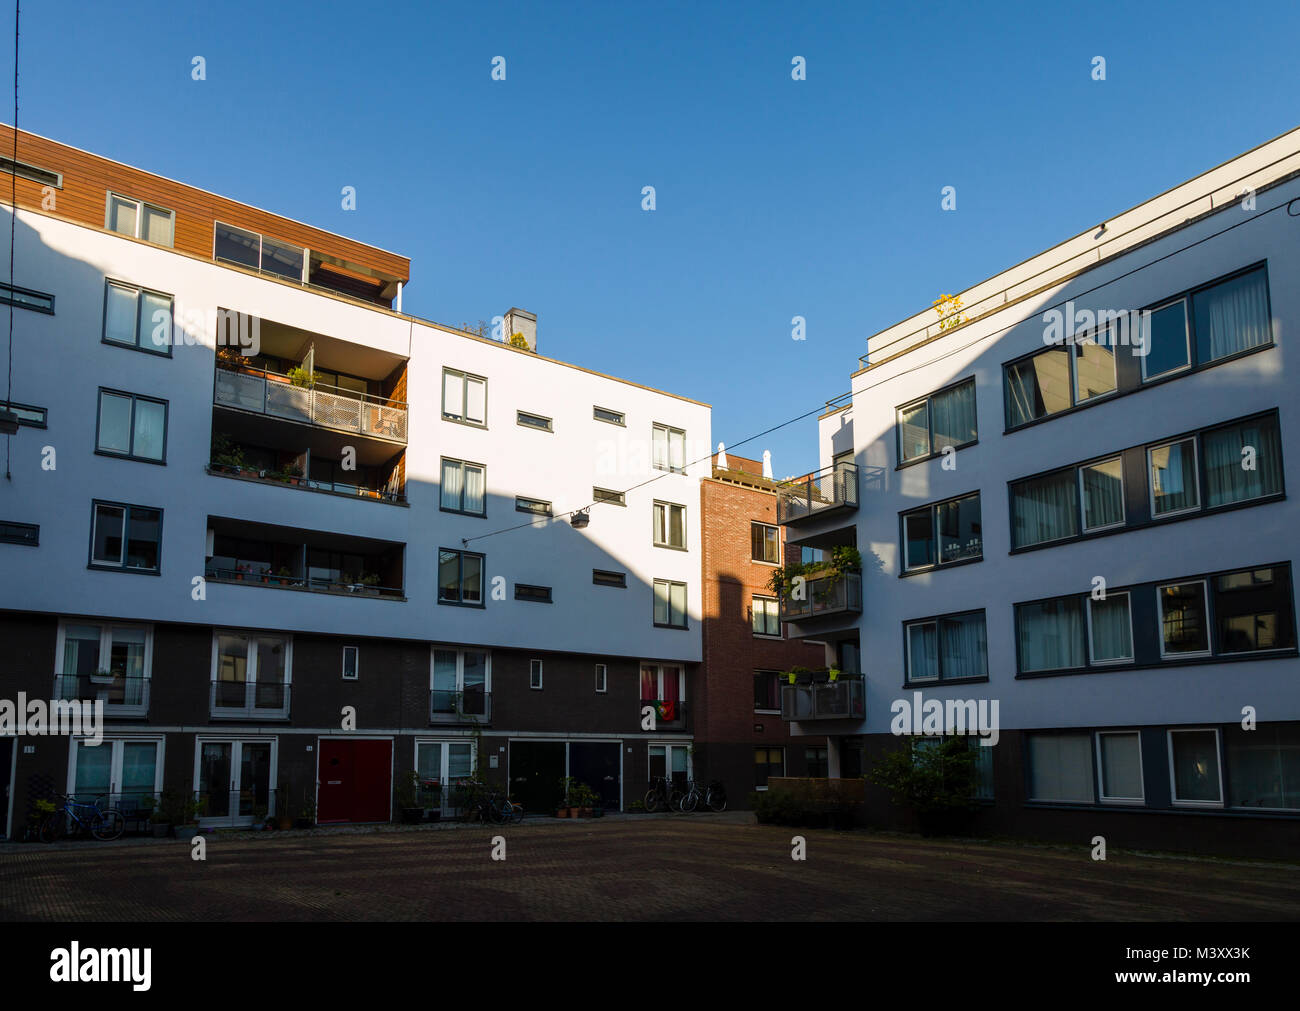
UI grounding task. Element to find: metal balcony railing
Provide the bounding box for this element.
[214,363,408,443]
[209,680,291,719]
[429,689,492,724]
[776,463,858,525]
[781,676,866,722]
[204,566,404,599]
[779,571,863,623]
[53,672,151,716]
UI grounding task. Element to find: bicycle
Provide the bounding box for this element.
[40,794,126,843]
[643,776,685,813]
[679,779,727,813]
[454,781,512,825]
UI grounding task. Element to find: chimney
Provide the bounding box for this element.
[503,308,537,352]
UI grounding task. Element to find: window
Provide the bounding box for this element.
[898,379,977,462]
[902,492,982,571]
[1027,733,1094,803]
[1213,566,1295,655]
[0,155,61,187]
[1225,724,1300,811]
[438,548,484,606]
[652,423,686,473]
[342,646,359,680]
[752,595,781,637]
[593,487,625,506]
[593,569,627,588]
[653,501,687,549]
[1016,598,1086,673]
[442,368,487,427]
[1096,732,1144,803]
[641,663,685,721]
[1087,592,1133,663]
[1005,321,1120,428]
[69,738,162,811]
[517,410,552,432]
[595,664,607,693]
[806,747,829,778]
[530,660,543,690]
[213,222,304,281]
[750,522,779,563]
[515,496,551,517]
[1202,415,1283,508]
[515,583,552,603]
[1080,457,1125,531]
[1148,438,1199,517]
[431,648,490,717]
[96,389,167,463]
[55,621,152,708]
[1073,330,1118,403]
[653,579,688,629]
[1011,469,1080,547]
[1192,267,1272,366]
[0,401,46,428]
[440,459,486,515]
[103,280,173,355]
[1168,729,1223,806]
[106,193,174,247]
[417,740,475,798]
[1157,580,1210,657]
[212,630,291,715]
[905,611,987,682]
[0,282,53,314]
[594,406,625,426]
[754,747,785,789]
[754,671,782,712]
[90,501,161,572]
[1142,300,1191,380]
[0,520,38,545]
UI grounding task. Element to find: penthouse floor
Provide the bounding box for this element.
[1,816,1296,921]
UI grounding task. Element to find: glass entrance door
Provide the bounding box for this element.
[198,739,276,826]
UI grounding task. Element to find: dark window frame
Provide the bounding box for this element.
[0,520,39,546]
[516,410,553,432]
[439,457,487,517]
[437,547,486,608]
[653,500,688,551]
[901,608,989,687]
[593,569,627,588]
[593,406,626,427]
[899,490,983,575]
[441,367,488,429]
[653,578,689,630]
[87,499,163,575]
[1,400,47,428]
[0,282,54,314]
[753,669,782,713]
[593,487,626,506]
[0,155,62,188]
[752,594,781,638]
[101,278,174,358]
[514,583,553,603]
[94,387,169,465]
[750,521,780,564]
[895,376,979,469]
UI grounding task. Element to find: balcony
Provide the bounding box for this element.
[777,463,858,526]
[779,571,862,624]
[210,680,291,720]
[781,676,865,722]
[205,565,404,600]
[641,699,690,731]
[53,673,150,718]
[214,362,407,444]
[430,689,492,725]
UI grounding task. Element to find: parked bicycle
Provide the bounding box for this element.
[643,776,685,813]
[452,780,517,825]
[40,794,125,843]
[679,779,727,813]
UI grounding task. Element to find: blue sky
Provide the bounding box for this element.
[13,0,1300,474]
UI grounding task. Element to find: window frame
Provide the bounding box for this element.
[0,282,54,314]
[595,663,607,693]
[593,406,625,427]
[88,500,163,574]
[593,569,627,588]
[1156,578,1212,660]
[593,487,626,506]
[652,578,689,630]
[0,520,38,545]
[1166,728,1225,808]
[895,376,978,467]
[1077,455,1126,533]
[515,496,552,517]
[515,583,553,603]
[94,388,169,465]
[651,423,687,474]
[900,490,983,574]
[441,368,488,428]
[342,645,360,680]
[516,410,553,432]
[1,155,61,188]
[529,659,544,690]
[1085,591,1135,665]
[1147,437,1201,519]
[750,521,780,565]
[101,279,174,357]
[437,547,486,608]
[0,401,47,428]
[1140,298,1192,383]
[1095,730,1145,805]
[105,191,175,248]
[902,609,989,685]
[753,670,782,714]
[653,500,688,550]
[753,746,786,790]
[751,595,781,638]
[439,458,487,517]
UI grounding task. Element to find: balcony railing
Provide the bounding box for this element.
[779,571,862,623]
[641,699,690,730]
[430,689,492,724]
[777,463,858,525]
[214,363,408,443]
[207,463,405,504]
[210,680,291,719]
[205,566,404,600]
[781,677,866,722]
[53,673,150,717]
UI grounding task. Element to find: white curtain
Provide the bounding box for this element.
[132,399,166,461]
[1194,269,1271,363]
[1081,457,1124,529]
[1099,733,1143,799]
[142,205,173,246]
[463,464,485,514]
[97,393,133,454]
[940,613,987,678]
[1013,471,1078,547]
[899,402,930,459]
[1028,734,1095,802]
[907,623,938,680]
[1018,598,1085,672]
[443,371,463,419]
[104,283,137,344]
[931,383,977,450]
[1204,418,1281,507]
[1089,594,1132,662]
[441,460,464,510]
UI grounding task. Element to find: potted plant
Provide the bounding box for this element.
[868,736,978,837]
[149,801,171,838]
[252,804,269,831]
[287,366,321,388]
[89,667,116,686]
[359,573,381,595]
[396,771,423,824]
[167,791,202,841]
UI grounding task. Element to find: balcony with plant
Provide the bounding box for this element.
[766,545,864,623]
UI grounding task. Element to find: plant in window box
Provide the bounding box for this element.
[287,366,323,388]
[89,667,116,686]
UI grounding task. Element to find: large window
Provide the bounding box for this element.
[904,611,987,682]
[1225,724,1300,811]
[438,549,484,606]
[96,389,167,463]
[1096,731,1144,804]
[652,423,686,473]
[440,458,486,515]
[212,631,291,714]
[107,192,174,247]
[442,368,487,427]
[214,222,304,281]
[90,501,161,573]
[1016,592,1134,672]
[1167,729,1223,807]
[752,595,780,637]
[898,379,977,463]
[902,492,982,571]
[1212,566,1295,655]
[754,670,782,712]
[750,521,779,563]
[641,663,685,719]
[1157,580,1210,658]
[103,280,173,356]
[1005,322,1119,428]
[69,738,162,809]
[1148,438,1199,516]
[1027,733,1094,803]
[1141,300,1191,381]
[653,579,688,629]
[1011,455,1125,548]
[754,747,785,789]
[56,621,151,709]
[1143,266,1272,382]
[431,647,490,716]
[1202,415,1284,508]
[653,501,687,549]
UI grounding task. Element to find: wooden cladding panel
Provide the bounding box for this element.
[0,126,409,283]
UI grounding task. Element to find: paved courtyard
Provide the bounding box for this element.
[2,814,1297,921]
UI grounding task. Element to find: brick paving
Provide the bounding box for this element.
[1,813,1297,921]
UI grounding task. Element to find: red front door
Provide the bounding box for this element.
[317,739,393,823]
